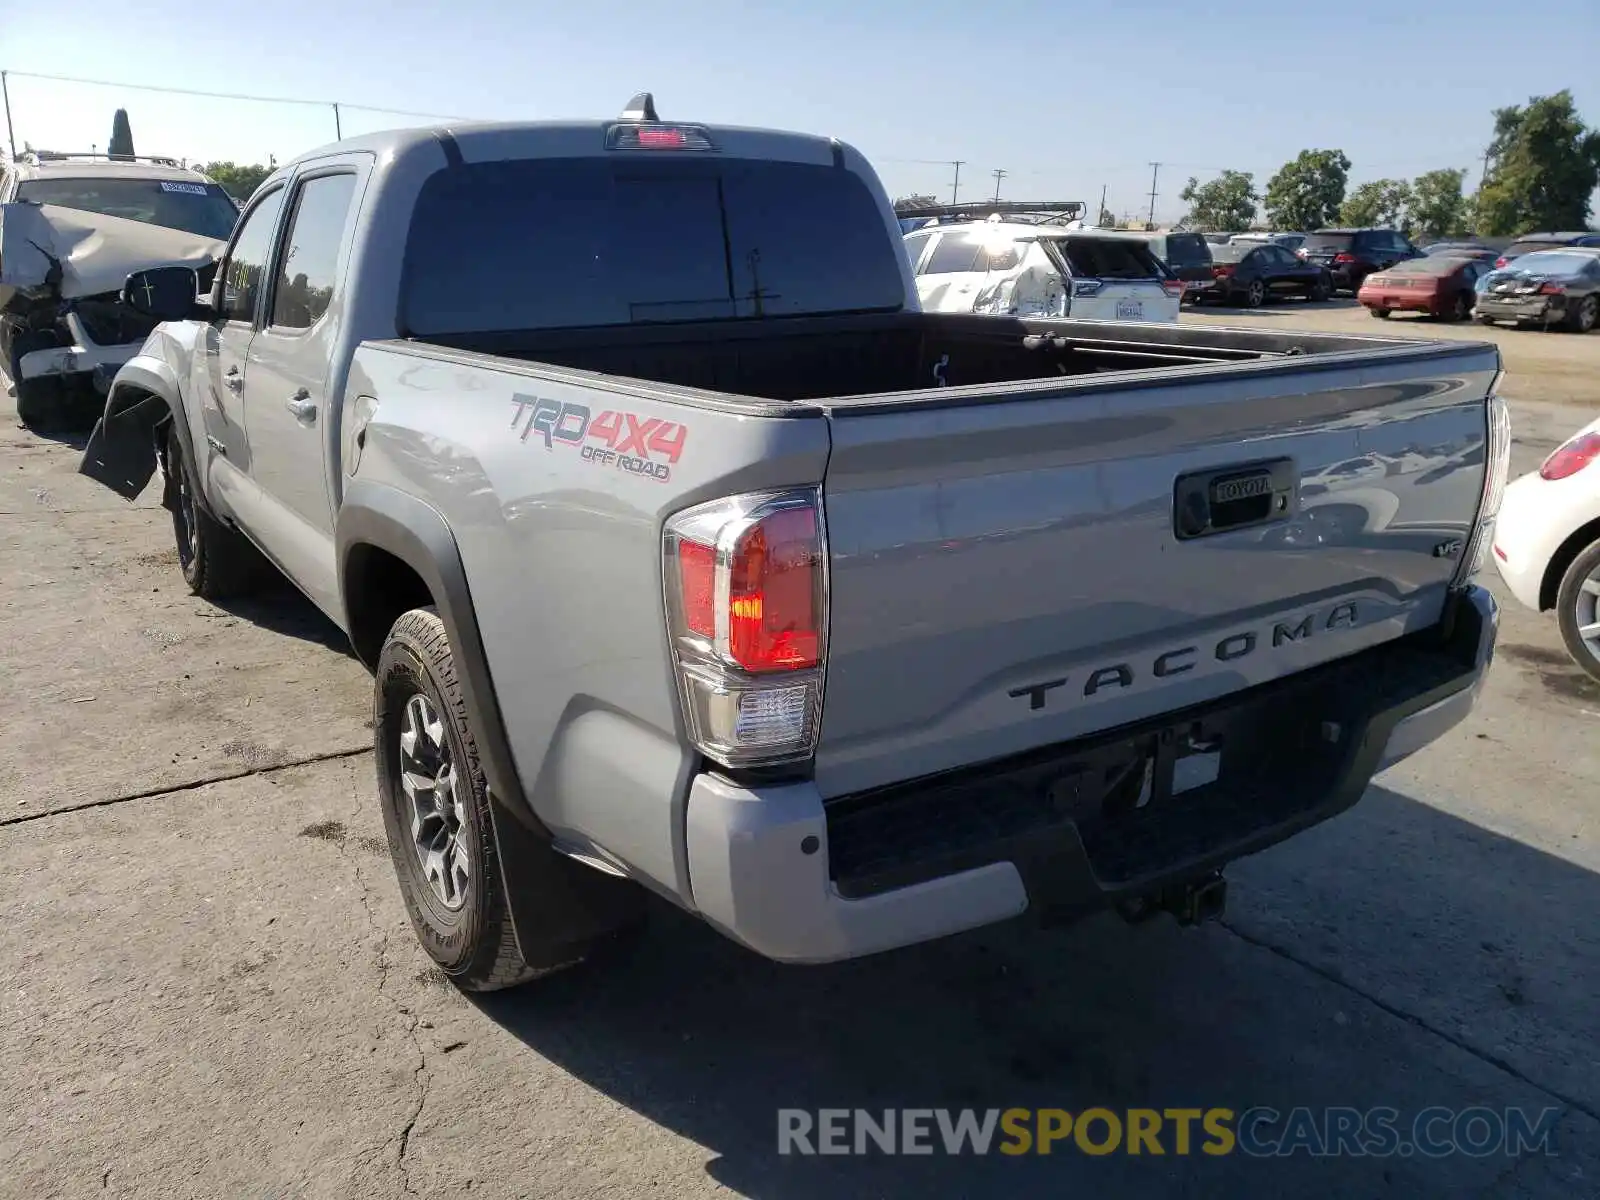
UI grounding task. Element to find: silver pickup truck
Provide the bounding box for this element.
[80,95,1507,992]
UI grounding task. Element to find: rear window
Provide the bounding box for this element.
[1505,239,1568,257]
[1055,237,1165,279]
[1508,250,1598,275]
[1302,233,1355,252]
[399,157,906,335]
[1209,243,1253,264]
[1389,257,1468,276]
[1162,233,1212,267]
[15,176,240,240]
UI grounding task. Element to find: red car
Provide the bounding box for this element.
[1357,255,1490,321]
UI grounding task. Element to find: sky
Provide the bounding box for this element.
[5,0,1599,225]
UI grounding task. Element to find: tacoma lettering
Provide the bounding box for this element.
[1010,603,1360,710]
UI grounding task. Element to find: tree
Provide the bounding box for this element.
[1097,206,1116,227]
[1179,170,1257,231]
[1474,91,1600,235]
[1409,168,1471,240]
[108,109,135,161]
[1263,149,1352,231]
[1339,178,1413,228]
[200,161,274,201]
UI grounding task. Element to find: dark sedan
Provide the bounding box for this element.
[1206,241,1333,306]
[1492,231,1600,270]
[1475,248,1600,332]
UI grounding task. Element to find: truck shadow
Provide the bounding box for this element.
[474,784,1596,1198]
[209,584,353,656]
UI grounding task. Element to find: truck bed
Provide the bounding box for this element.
[404,310,1473,408]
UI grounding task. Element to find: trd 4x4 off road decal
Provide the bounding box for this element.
[510,395,688,483]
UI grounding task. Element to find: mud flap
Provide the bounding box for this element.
[487,791,646,971]
[77,390,168,499]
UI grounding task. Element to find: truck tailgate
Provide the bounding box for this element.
[814,347,1498,798]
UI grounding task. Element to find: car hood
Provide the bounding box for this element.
[0,201,223,311]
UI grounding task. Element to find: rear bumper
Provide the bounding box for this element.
[1476,295,1565,325]
[1361,293,1440,314]
[684,586,1497,963]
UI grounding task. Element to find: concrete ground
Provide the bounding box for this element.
[3,310,1598,1199]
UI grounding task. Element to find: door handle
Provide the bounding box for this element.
[285,390,317,423]
[224,368,243,393]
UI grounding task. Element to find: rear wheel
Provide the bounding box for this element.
[164,423,269,600]
[1556,539,1600,683]
[375,608,601,991]
[1370,307,1391,320]
[1567,294,1598,333]
[1309,276,1331,302]
[1448,291,1474,322]
[1245,279,1266,308]
[8,329,67,432]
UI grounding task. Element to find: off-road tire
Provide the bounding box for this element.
[163,423,269,600]
[375,607,582,992]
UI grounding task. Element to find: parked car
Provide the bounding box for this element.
[1231,231,1307,253]
[1357,255,1491,321]
[906,221,1184,322]
[1493,415,1600,680]
[80,94,1503,991]
[1138,230,1217,302]
[1474,248,1600,332]
[1206,240,1334,306]
[1300,228,1423,294]
[1492,231,1600,270]
[0,151,238,429]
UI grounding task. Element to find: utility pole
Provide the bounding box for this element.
[949,160,964,205]
[332,103,343,139]
[1147,162,1162,229]
[1,71,15,160]
[1098,183,1108,225]
[992,168,1007,201]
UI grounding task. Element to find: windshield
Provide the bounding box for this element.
[1302,233,1355,252]
[400,156,906,334]
[1505,250,1596,275]
[16,177,240,240]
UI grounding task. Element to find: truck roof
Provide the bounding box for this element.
[273,114,854,191]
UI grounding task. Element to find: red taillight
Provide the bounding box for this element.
[1162,279,1186,298]
[726,507,820,671]
[1333,253,1356,264]
[1538,282,1565,296]
[664,489,827,767]
[1212,265,1234,277]
[678,540,717,638]
[1494,256,1508,268]
[1540,432,1600,481]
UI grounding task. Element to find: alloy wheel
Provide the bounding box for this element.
[398,692,470,910]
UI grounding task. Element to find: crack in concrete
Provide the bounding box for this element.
[1,746,372,829]
[1221,918,1599,1127]
[334,758,429,1197]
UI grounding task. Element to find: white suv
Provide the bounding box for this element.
[1,152,239,428]
[904,217,1184,323]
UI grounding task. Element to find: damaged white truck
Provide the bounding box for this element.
[0,152,238,429]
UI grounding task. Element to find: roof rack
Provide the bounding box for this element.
[893,199,1087,226]
[20,150,189,169]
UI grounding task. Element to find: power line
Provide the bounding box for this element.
[1,68,474,124]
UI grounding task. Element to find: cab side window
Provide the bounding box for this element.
[269,174,357,330]
[221,187,287,323]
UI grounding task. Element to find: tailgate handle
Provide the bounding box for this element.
[1174,458,1296,540]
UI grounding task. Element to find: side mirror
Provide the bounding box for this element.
[122,265,206,321]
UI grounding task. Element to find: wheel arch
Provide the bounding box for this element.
[337,479,645,961]
[1539,516,1600,612]
[77,356,207,510]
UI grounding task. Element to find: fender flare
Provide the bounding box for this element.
[336,479,644,961]
[77,355,208,511]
